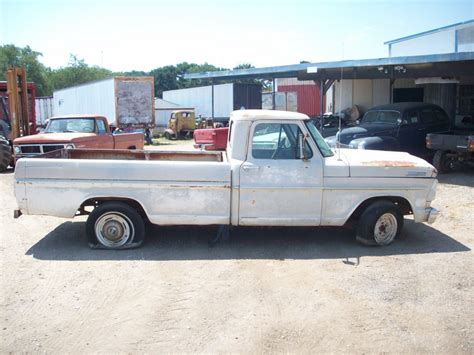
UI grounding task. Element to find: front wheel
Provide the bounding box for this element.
[86,202,145,249]
[356,201,403,246]
[0,136,12,173]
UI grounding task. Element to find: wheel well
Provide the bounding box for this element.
[79,197,149,222]
[350,196,412,221]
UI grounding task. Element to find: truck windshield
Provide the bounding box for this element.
[45,118,95,133]
[363,110,400,124]
[304,120,334,157]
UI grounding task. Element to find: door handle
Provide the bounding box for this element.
[242,165,260,171]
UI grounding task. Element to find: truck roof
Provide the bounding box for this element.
[231,109,309,121]
[49,114,107,120]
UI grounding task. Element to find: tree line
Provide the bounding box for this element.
[0,44,266,98]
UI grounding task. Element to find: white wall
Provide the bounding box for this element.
[53,78,116,123]
[457,26,474,52]
[390,29,455,57]
[332,79,391,113]
[163,83,234,118]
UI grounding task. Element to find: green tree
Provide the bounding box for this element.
[0,44,50,96]
[49,54,112,92]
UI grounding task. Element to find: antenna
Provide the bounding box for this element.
[337,42,344,161]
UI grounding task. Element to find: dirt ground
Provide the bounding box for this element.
[0,155,473,353]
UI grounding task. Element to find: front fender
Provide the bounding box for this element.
[349,136,399,150]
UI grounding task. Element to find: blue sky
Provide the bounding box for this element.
[1,0,473,71]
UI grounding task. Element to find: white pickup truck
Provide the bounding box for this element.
[14,110,439,249]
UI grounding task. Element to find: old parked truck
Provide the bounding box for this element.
[425,115,474,173]
[13,115,144,159]
[14,110,439,249]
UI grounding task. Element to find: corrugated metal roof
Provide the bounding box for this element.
[384,19,474,45]
[183,52,474,81]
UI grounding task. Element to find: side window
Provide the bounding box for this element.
[420,109,436,124]
[434,109,449,123]
[96,120,106,134]
[251,123,313,160]
[403,110,419,125]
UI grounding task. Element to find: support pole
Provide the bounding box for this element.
[211,79,215,119]
[272,77,275,110]
[320,80,324,117]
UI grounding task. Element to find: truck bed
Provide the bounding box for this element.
[427,130,474,152]
[38,148,225,162]
[15,149,231,224]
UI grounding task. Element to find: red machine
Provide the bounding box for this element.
[193,127,229,151]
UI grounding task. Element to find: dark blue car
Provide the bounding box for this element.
[325,102,450,158]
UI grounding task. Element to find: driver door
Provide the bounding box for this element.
[238,120,323,226]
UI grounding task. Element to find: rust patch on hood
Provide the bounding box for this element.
[360,160,417,167]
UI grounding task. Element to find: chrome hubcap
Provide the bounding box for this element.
[95,212,134,248]
[374,213,398,245]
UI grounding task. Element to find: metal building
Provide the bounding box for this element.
[386,19,474,57]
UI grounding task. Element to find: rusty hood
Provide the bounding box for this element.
[340,148,436,178]
[14,133,97,145]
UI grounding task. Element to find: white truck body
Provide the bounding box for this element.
[53,77,155,127]
[14,110,439,247]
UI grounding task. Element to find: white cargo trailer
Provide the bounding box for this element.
[53,77,155,127]
[163,83,261,121]
[35,96,54,127]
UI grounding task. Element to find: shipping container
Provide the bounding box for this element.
[53,77,155,127]
[35,96,53,126]
[163,83,261,122]
[277,84,323,118]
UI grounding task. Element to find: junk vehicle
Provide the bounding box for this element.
[13,115,144,159]
[193,126,229,150]
[426,114,474,173]
[325,102,449,158]
[0,68,36,172]
[14,110,439,250]
[53,76,155,128]
[164,110,196,139]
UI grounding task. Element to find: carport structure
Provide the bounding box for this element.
[184,52,474,124]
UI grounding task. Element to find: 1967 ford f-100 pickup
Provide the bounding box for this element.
[14,110,439,249]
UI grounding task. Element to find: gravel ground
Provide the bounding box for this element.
[0,157,473,353]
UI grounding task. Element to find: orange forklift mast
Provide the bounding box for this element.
[6,67,31,140]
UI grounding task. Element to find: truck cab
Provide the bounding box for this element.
[13,115,144,159]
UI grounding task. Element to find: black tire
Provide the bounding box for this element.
[356,200,403,246]
[164,131,172,140]
[0,136,12,173]
[432,150,453,174]
[86,202,145,249]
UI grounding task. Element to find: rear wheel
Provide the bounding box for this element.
[86,202,145,249]
[432,150,455,173]
[356,200,403,246]
[0,136,12,173]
